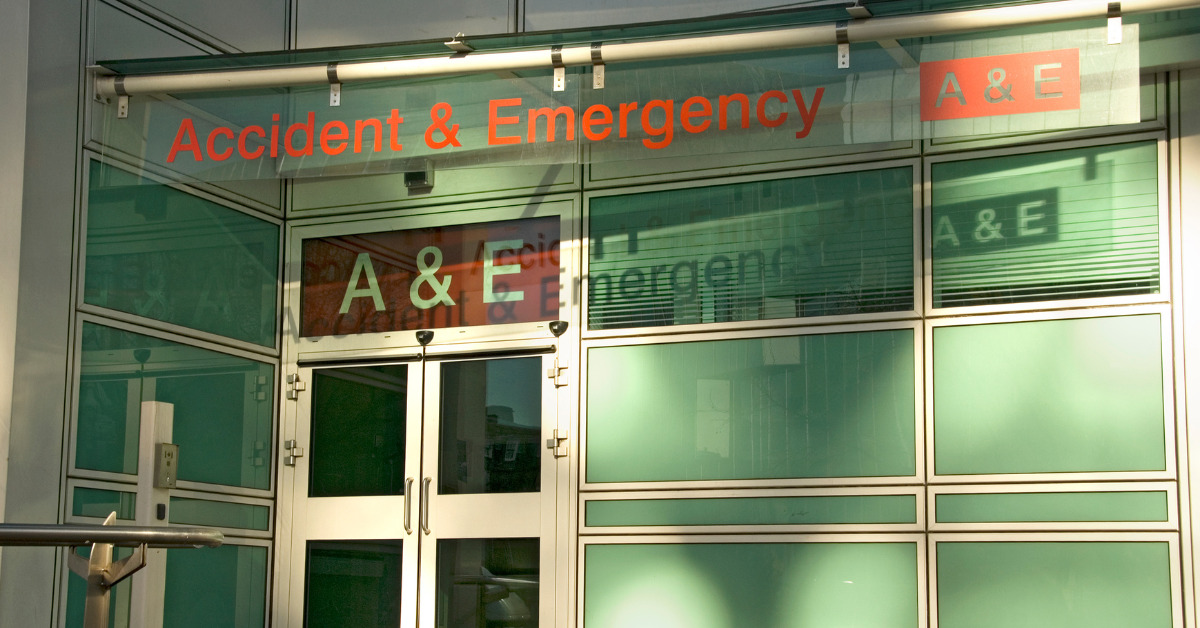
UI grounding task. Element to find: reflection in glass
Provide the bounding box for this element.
[75,323,274,489]
[305,541,403,628]
[437,538,539,628]
[310,365,408,497]
[440,358,542,495]
[931,142,1159,307]
[588,168,914,330]
[84,160,280,347]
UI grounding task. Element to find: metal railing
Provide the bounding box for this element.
[0,513,223,628]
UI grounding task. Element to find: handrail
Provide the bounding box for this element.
[0,523,224,548]
[0,517,223,628]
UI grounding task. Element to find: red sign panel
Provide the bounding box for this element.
[302,217,560,337]
[920,49,1080,121]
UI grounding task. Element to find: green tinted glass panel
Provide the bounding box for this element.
[72,487,135,520]
[306,541,403,627]
[931,142,1159,307]
[310,365,408,498]
[936,491,1170,523]
[66,546,132,628]
[164,545,267,628]
[587,329,916,483]
[585,542,917,628]
[588,168,914,329]
[169,497,270,531]
[933,315,1166,475]
[586,494,916,527]
[937,542,1172,628]
[84,160,279,346]
[75,323,275,489]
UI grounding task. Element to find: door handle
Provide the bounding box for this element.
[420,477,432,535]
[403,477,414,534]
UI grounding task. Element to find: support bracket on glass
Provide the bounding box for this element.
[286,373,306,400]
[114,76,129,119]
[546,429,569,458]
[546,357,568,387]
[551,45,565,92]
[836,21,850,69]
[284,440,305,467]
[328,63,342,106]
[445,32,474,53]
[591,43,605,90]
[1108,2,1122,44]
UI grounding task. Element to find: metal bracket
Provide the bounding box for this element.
[546,357,568,388]
[114,77,129,119]
[545,429,569,458]
[284,439,305,466]
[836,21,850,69]
[591,43,605,90]
[446,32,474,53]
[328,63,341,106]
[551,45,565,92]
[1108,2,1122,44]
[286,374,306,400]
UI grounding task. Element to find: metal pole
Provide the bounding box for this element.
[94,0,1200,98]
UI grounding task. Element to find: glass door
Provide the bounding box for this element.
[287,351,558,628]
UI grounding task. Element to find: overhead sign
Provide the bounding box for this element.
[301,217,560,336]
[104,26,1139,182]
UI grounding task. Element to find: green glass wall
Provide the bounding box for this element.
[587,329,916,483]
[84,160,280,346]
[586,494,917,527]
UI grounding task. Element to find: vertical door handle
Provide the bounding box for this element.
[403,477,415,534]
[420,477,432,535]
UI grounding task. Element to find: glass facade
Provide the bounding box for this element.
[40,2,1193,628]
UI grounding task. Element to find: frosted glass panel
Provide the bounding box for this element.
[587,330,916,483]
[936,491,1169,523]
[933,315,1166,475]
[585,542,918,628]
[586,494,916,527]
[937,542,1172,628]
[72,487,135,520]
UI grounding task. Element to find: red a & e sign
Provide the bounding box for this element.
[302,217,560,337]
[920,49,1081,121]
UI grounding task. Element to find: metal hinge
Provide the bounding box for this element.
[546,358,568,387]
[545,429,568,458]
[286,374,307,400]
[284,439,305,466]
